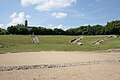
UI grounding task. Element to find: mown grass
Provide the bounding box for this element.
[0,35,31,47]
[0,35,120,53]
[37,35,75,44]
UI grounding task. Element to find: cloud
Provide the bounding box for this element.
[0,24,5,29]
[47,24,76,30]
[10,12,17,19]
[55,24,63,29]
[0,24,8,29]
[21,0,76,11]
[51,12,67,19]
[21,0,41,7]
[8,12,31,26]
[47,24,63,29]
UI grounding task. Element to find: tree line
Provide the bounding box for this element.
[0,20,120,35]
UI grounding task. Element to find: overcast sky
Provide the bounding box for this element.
[0,0,120,29]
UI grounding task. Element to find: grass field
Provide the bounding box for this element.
[0,35,120,53]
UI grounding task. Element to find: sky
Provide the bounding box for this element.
[0,0,120,30]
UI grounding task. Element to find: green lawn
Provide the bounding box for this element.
[0,35,120,53]
[0,35,31,47]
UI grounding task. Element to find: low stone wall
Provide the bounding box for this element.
[0,59,119,72]
[92,35,118,45]
[69,36,83,45]
[31,35,39,43]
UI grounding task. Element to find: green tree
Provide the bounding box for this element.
[30,27,39,35]
[105,20,120,35]
[54,28,65,35]
[7,26,19,34]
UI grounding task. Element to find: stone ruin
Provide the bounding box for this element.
[0,59,119,72]
[92,39,106,45]
[31,35,39,43]
[92,35,118,45]
[0,45,3,48]
[69,36,84,46]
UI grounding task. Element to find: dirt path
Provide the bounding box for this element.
[0,51,120,80]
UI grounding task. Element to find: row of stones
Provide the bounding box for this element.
[0,59,119,72]
[69,36,84,45]
[92,35,118,45]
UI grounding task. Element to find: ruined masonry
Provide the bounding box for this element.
[31,35,39,43]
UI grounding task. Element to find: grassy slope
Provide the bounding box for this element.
[0,35,31,47]
[0,35,120,53]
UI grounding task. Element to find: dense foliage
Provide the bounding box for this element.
[0,28,6,35]
[3,20,120,35]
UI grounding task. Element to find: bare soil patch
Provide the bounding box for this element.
[0,51,120,80]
